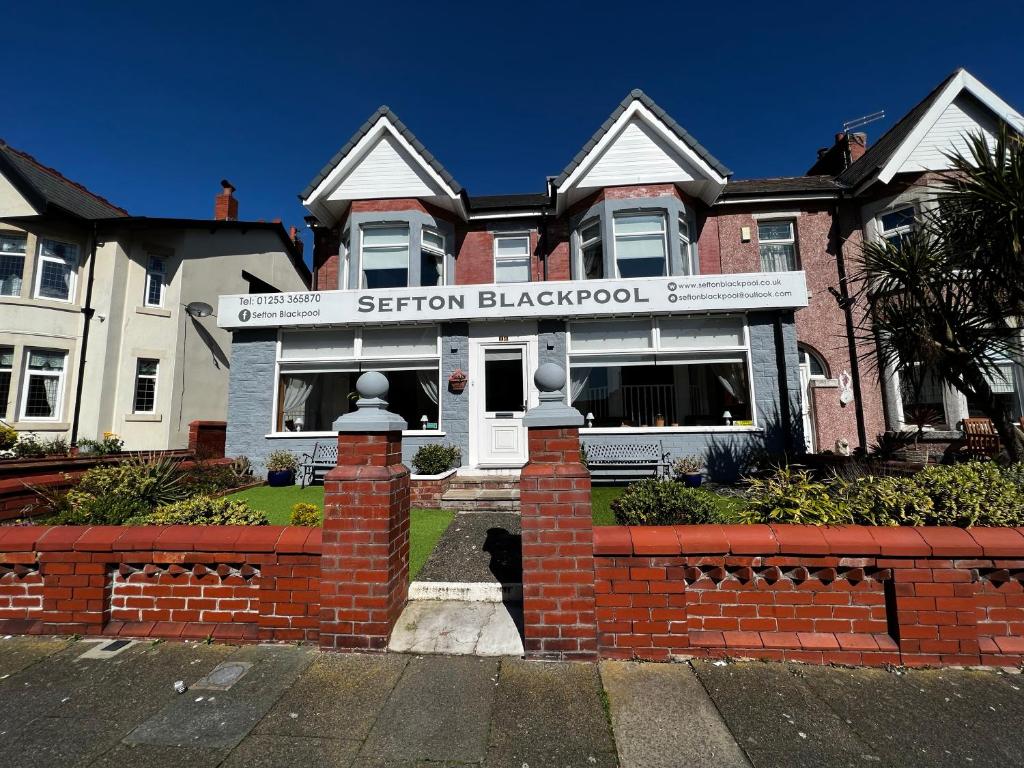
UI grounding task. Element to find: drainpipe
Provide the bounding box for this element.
[833,197,869,450]
[69,222,100,449]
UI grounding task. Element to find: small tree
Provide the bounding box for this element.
[858,125,1024,460]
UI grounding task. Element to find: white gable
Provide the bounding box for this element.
[0,171,39,217]
[328,131,443,201]
[897,93,999,174]
[577,117,701,188]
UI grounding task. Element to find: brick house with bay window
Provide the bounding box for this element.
[221,67,1024,475]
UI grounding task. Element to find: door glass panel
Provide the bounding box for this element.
[485,348,524,412]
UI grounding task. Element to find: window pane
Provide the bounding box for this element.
[420,248,442,286]
[133,364,156,412]
[138,359,158,376]
[570,359,751,428]
[659,316,745,348]
[484,349,524,412]
[900,363,947,427]
[583,240,604,280]
[495,236,530,257]
[363,245,408,270]
[0,347,12,368]
[757,221,793,241]
[24,375,59,418]
[880,208,914,233]
[759,243,795,271]
[280,329,355,360]
[364,267,408,289]
[363,226,409,247]
[581,220,600,243]
[572,319,652,351]
[38,259,72,300]
[616,234,665,260]
[361,326,438,357]
[0,235,26,254]
[618,257,665,278]
[28,350,65,371]
[422,229,445,251]
[0,371,9,419]
[0,253,24,296]
[678,216,690,242]
[614,213,665,234]
[495,257,530,284]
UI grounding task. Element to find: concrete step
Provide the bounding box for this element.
[440,488,521,513]
[447,473,520,491]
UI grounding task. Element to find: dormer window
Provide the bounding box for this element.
[360,225,409,288]
[613,211,667,278]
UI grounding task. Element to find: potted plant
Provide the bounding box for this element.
[266,450,298,487]
[671,455,705,488]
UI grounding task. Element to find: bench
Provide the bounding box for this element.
[298,442,338,488]
[961,417,1000,460]
[583,441,668,481]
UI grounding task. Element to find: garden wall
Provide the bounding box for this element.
[592,524,1024,666]
[0,525,320,643]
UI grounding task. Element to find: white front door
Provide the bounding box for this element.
[470,328,537,467]
[799,360,816,452]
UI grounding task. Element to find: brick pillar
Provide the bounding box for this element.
[520,363,597,661]
[319,372,410,652]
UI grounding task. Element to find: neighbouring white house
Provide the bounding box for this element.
[0,143,310,450]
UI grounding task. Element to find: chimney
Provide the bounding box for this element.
[289,225,305,258]
[806,132,868,176]
[214,179,238,221]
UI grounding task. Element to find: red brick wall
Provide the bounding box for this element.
[188,420,226,459]
[593,524,1024,667]
[409,475,451,508]
[0,526,320,643]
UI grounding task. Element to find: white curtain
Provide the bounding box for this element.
[282,375,314,429]
[570,367,591,403]
[712,364,746,403]
[42,376,58,415]
[417,370,439,405]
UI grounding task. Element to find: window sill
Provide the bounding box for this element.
[1,295,79,312]
[264,430,446,439]
[124,413,163,422]
[136,306,172,318]
[9,421,70,431]
[581,426,763,435]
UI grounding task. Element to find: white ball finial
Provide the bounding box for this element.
[534,362,566,393]
[356,370,389,400]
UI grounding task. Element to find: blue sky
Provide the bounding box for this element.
[3,1,1022,255]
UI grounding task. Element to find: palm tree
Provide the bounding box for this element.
[857,125,1024,461]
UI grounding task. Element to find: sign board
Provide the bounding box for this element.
[217,272,808,330]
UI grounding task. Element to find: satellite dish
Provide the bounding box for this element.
[185,301,214,318]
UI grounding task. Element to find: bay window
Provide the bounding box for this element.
[0,346,12,418]
[757,220,797,271]
[276,326,440,433]
[0,234,27,297]
[899,362,949,428]
[361,225,410,288]
[569,316,753,429]
[21,349,67,421]
[879,207,915,247]
[34,239,78,301]
[613,212,668,278]
[494,234,531,283]
[966,359,1023,421]
[420,227,446,287]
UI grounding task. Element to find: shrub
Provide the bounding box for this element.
[913,462,1024,527]
[266,450,298,473]
[0,424,17,451]
[231,455,254,480]
[834,475,934,526]
[739,465,851,525]
[290,502,321,527]
[411,443,461,475]
[78,433,124,456]
[133,495,267,526]
[611,478,721,526]
[42,437,69,456]
[13,435,47,459]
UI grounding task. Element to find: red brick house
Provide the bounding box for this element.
[219,68,1024,474]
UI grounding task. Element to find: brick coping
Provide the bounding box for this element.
[0,525,322,555]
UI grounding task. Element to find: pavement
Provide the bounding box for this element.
[2,635,1024,767]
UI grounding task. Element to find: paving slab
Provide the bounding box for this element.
[486,656,618,768]
[389,599,524,656]
[359,654,499,764]
[256,652,409,741]
[8,715,128,768]
[124,644,316,750]
[87,743,230,768]
[223,734,362,767]
[601,661,750,768]
[692,660,877,768]
[0,635,70,678]
[417,512,521,584]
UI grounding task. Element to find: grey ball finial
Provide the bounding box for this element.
[356,370,389,400]
[534,363,567,393]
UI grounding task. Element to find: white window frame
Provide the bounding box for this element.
[19,348,67,422]
[0,233,27,298]
[144,256,166,307]
[799,346,828,379]
[612,211,669,279]
[493,233,532,284]
[677,214,694,276]
[757,219,798,272]
[0,345,12,419]
[578,219,604,280]
[270,326,443,437]
[359,224,411,289]
[566,315,758,433]
[878,206,916,247]
[33,239,79,302]
[132,358,159,413]
[420,226,447,287]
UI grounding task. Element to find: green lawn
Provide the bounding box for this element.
[225,484,453,580]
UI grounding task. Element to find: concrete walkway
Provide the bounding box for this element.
[1,635,1023,767]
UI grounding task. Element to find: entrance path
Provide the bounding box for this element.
[1,635,1023,767]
